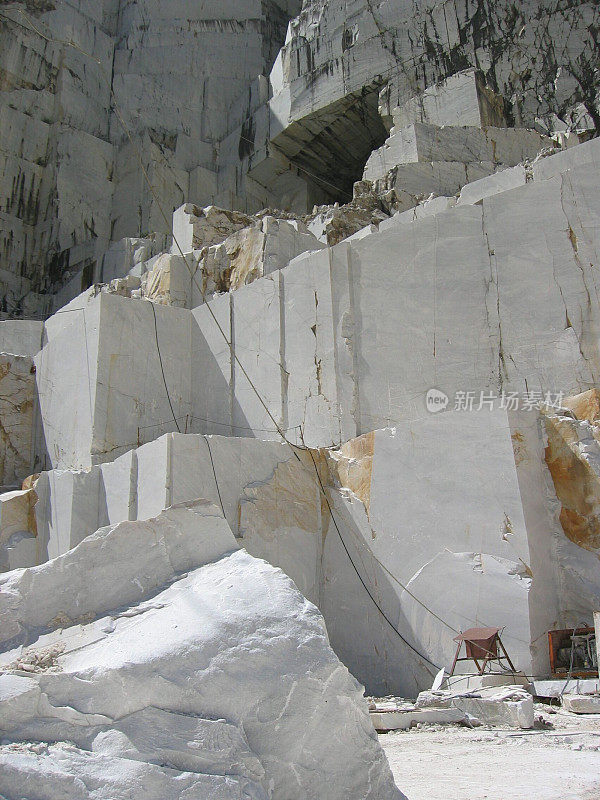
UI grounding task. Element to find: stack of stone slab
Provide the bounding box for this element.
[370,684,535,731]
[415,686,534,728]
[369,698,467,731]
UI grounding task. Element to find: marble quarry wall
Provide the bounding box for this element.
[223,0,600,212]
[0,0,302,316]
[4,400,599,696]
[1,2,600,792]
[0,1,117,317]
[2,0,599,316]
[0,131,597,695]
[23,136,598,473]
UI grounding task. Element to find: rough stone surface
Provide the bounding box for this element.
[561,694,600,714]
[544,390,600,555]
[0,133,597,704]
[416,686,535,728]
[173,205,254,255]
[193,213,325,303]
[0,353,35,486]
[3,0,599,314]
[0,503,403,800]
[0,2,302,312]
[23,136,600,471]
[2,4,600,796]
[0,486,37,572]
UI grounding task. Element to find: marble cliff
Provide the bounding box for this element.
[0,0,600,797]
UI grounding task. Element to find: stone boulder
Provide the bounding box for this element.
[0,502,403,800]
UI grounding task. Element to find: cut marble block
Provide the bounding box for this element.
[385,70,508,130]
[561,695,600,714]
[444,673,530,692]
[416,687,534,728]
[456,165,527,205]
[34,292,192,470]
[370,707,466,731]
[533,136,600,181]
[0,489,33,542]
[380,160,499,210]
[453,689,535,728]
[0,503,403,800]
[34,469,103,562]
[29,433,303,577]
[363,123,550,182]
[0,488,37,572]
[0,322,44,358]
[29,136,600,470]
[533,679,600,698]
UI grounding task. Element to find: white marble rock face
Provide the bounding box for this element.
[3,0,599,315]
[19,137,600,477]
[0,0,303,312]
[384,70,507,130]
[0,133,594,706]
[0,503,403,800]
[363,123,550,182]
[16,396,600,696]
[1,9,600,797]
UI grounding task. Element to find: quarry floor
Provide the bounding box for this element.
[380,705,600,800]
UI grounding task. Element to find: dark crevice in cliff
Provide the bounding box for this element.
[272,83,388,203]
